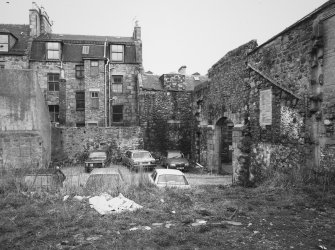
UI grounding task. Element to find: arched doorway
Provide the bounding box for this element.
[215,117,234,174]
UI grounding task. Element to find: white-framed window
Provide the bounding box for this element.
[0,34,9,52]
[111,45,124,62]
[46,42,60,60]
[112,75,123,93]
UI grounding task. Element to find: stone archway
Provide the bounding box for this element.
[214,117,234,174]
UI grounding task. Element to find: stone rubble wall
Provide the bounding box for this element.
[51,126,143,163]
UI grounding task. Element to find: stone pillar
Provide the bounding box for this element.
[232,125,244,184]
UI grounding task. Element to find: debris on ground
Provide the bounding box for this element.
[129,226,151,231]
[191,219,207,226]
[89,193,142,215]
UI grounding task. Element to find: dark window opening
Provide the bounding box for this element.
[75,65,84,79]
[76,122,85,127]
[76,91,85,110]
[112,105,123,122]
[48,73,60,91]
[112,75,123,93]
[49,105,59,122]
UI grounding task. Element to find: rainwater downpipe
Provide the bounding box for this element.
[103,39,109,127]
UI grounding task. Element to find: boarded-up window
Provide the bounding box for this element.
[124,45,136,63]
[76,91,85,111]
[259,89,272,126]
[91,91,99,109]
[90,60,99,76]
[112,75,123,93]
[49,105,59,122]
[112,105,123,122]
[48,73,60,91]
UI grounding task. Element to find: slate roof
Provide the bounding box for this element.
[34,33,134,44]
[141,73,208,91]
[0,24,30,55]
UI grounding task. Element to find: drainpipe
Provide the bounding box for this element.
[104,39,109,127]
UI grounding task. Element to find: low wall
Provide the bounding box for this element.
[52,126,143,162]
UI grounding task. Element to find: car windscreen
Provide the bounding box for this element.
[167,152,182,158]
[157,174,188,185]
[133,152,151,158]
[89,152,106,158]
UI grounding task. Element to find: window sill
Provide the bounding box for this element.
[76,109,85,111]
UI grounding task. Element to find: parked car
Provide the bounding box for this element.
[85,151,108,173]
[122,150,156,171]
[85,168,123,192]
[149,169,190,188]
[161,150,190,171]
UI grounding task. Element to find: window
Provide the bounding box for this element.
[82,45,89,54]
[90,61,99,76]
[0,64,4,69]
[76,91,85,111]
[112,75,123,93]
[111,45,124,62]
[48,73,59,91]
[75,65,84,79]
[49,105,59,122]
[0,35,8,52]
[112,105,123,122]
[46,42,60,60]
[91,91,99,109]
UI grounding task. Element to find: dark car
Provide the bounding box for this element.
[85,151,108,173]
[122,150,156,171]
[161,150,190,171]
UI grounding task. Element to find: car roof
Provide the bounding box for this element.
[154,169,185,176]
[90,168,120,175]
[128,150,150,153]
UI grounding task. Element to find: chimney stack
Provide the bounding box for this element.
[178,65,187,75]
[133,20,141,40]
[29,3,52,37]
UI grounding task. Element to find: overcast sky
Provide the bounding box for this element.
[1,0,329,75]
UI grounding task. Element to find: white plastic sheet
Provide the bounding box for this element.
[89,193,142,215]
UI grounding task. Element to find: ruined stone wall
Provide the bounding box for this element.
[139,90,194,158]
[160,74,186,91]
[248,3,335,178]
[194,41,257,172]
[51,126,143,162]
[0,69,51,169]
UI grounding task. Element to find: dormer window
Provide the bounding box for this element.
[0,35,9,52]
[111,45,124,62]
[46,42,60,60]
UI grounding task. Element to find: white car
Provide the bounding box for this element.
[149,169,190,188]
